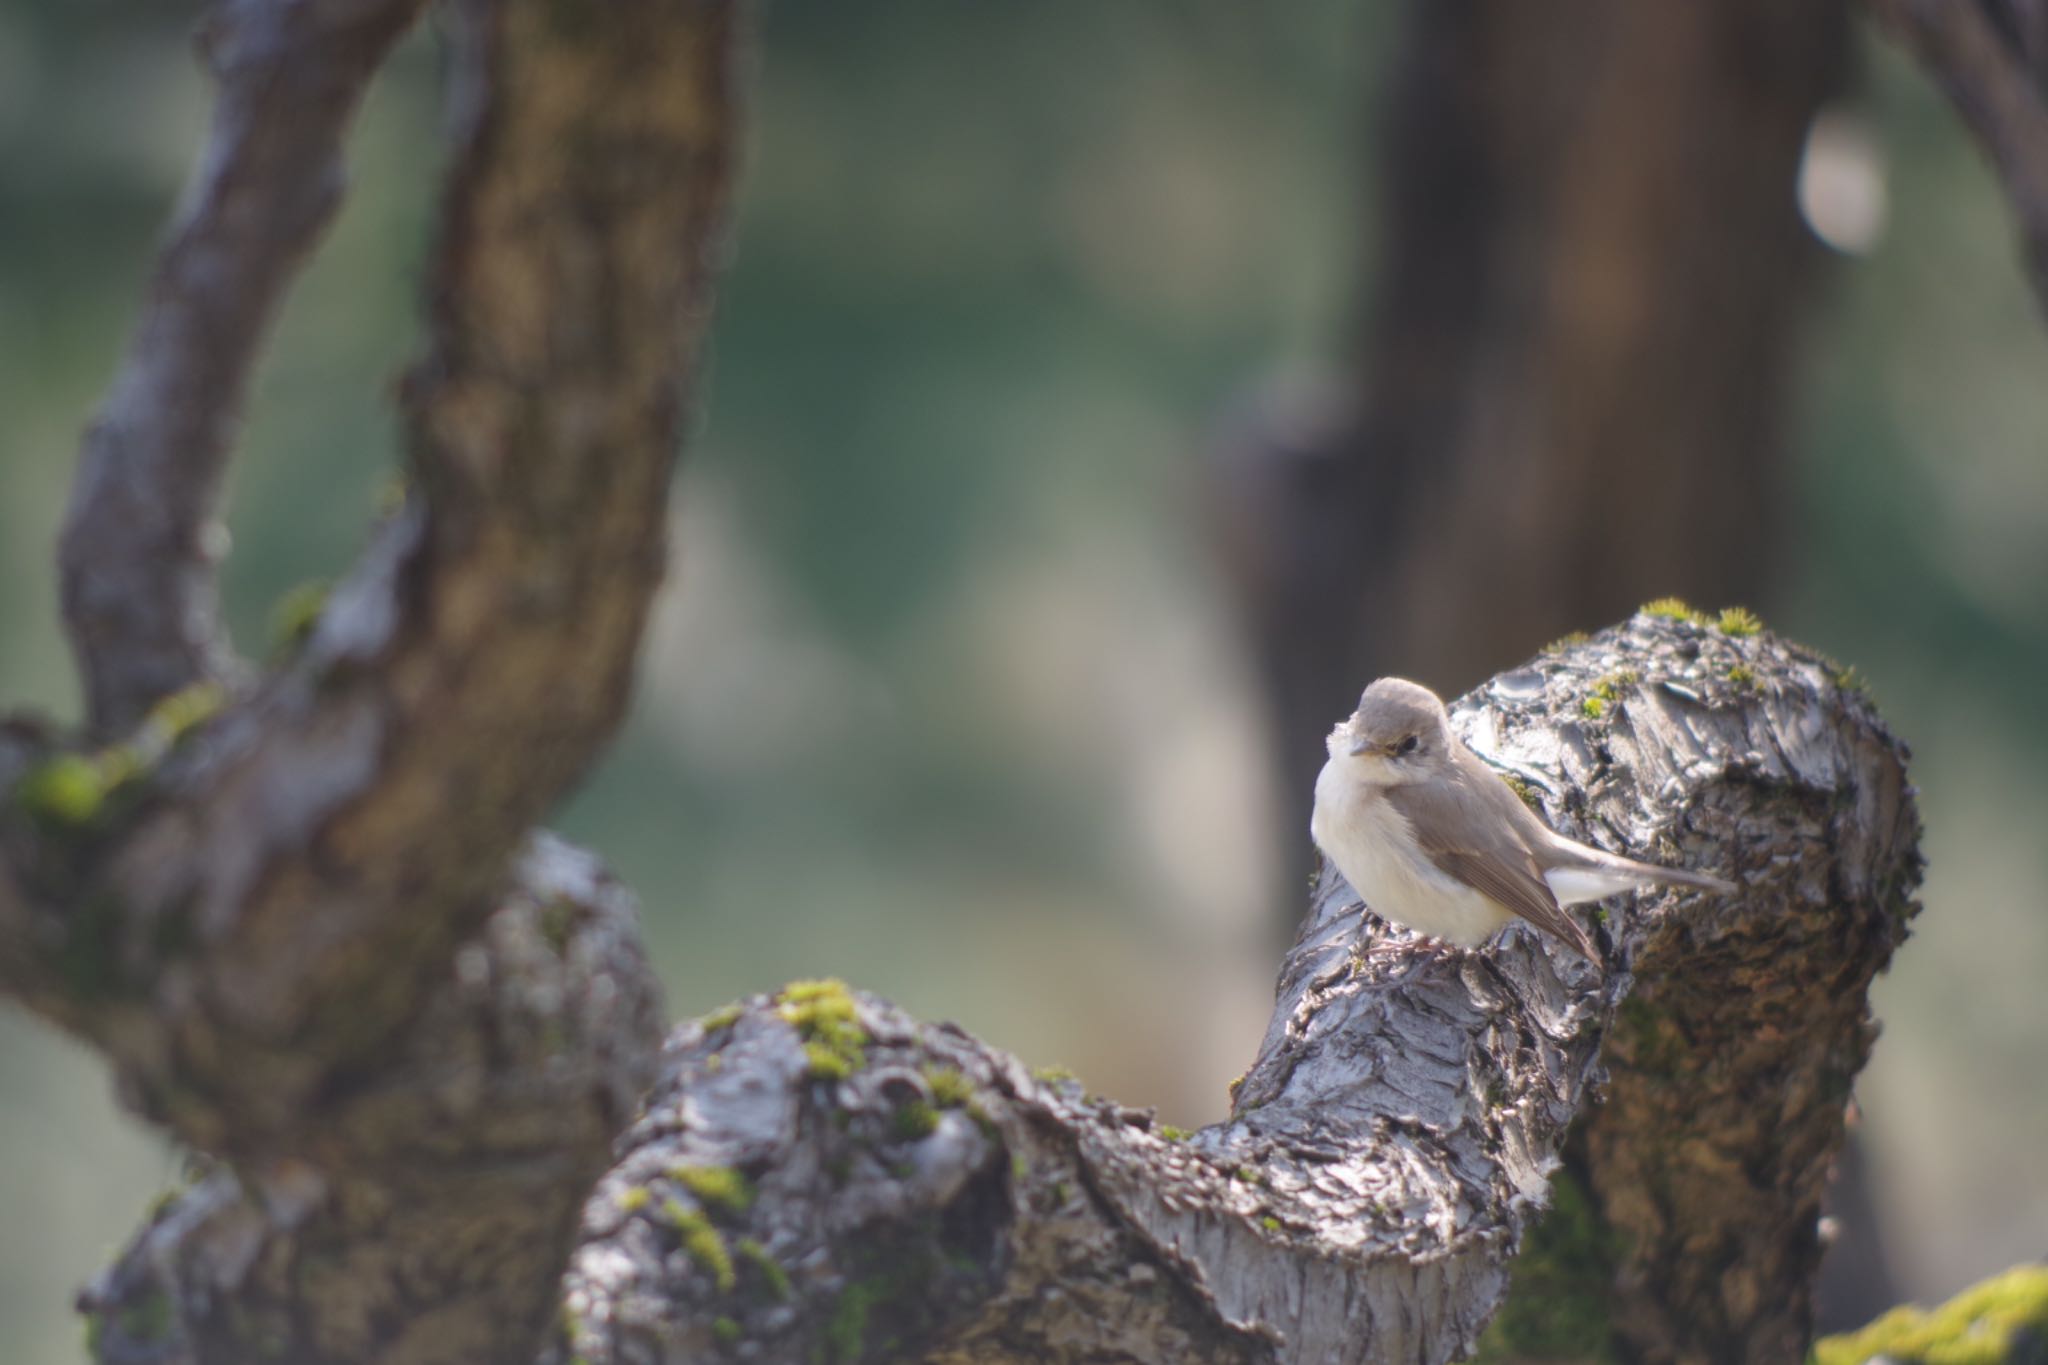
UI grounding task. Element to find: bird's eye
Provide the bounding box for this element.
[1397,735,1419,756]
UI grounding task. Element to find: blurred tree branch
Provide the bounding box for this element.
[1864,0,2048,315]
[58,0,428,739]
[2,0,741,1357]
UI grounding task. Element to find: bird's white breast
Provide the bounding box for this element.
[1310,759,1514,946]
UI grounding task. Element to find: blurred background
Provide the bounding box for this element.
[3,1,2046,1358]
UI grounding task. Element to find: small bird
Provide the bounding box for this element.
[1310,677,1735,961]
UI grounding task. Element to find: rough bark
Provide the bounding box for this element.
[80,834,667,1364]
[0,0,742,1359]
[543,612,1918,1365]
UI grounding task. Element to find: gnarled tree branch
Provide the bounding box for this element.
[4,0,738,1149]
[80,833,668,1363]
[58,0,430,737]
[2,0,742,1359]
[542,612,1918,1365]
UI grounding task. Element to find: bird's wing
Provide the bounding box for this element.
[1384,763,1599,961]
[1458,744,1738,896]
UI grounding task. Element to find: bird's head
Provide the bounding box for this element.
[1326,677,1453,785]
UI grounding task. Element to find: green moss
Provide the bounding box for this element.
[781,977,849,1005]
[1726,664,1757,689]
[1544,630,1591,652]
[1260,1215,1282,1233]
[1715,606,1764,637]
[1471,1166,1621,1363]
[700,1002,744,1032]
[1580,670,1639,722]
[663,1199,736,1292]
[1499,772,1543,810]
[736,1238,792,1301]
[146,682,227,741]
[268,579,331,654]
[805,1043,855,1081]
[1812,1264,2048,1365]
[1834,664,1867,694]
[1031,1064,1078,1087]
[892,1099,940,1141]
[671,1165,754,1217]
[16,753,110,826]
[712,1316,742,1346]
[922,1065,973,1108]
[614,1185,652,1214]
[779,979,867,1079]
[1640,596,1707,625]
[1157,1125,1191,1142]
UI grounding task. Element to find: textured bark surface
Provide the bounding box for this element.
[80,835,667,1364]
[546,613,1918,1365]
[0,0,742,1359]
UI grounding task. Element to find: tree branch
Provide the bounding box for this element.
[1864,0,2048,316]
[58,0,429,738]
[78,833,668,1364]
[0,3,740,1355]
[2,0,739,1151]
[544,612,1919,1365]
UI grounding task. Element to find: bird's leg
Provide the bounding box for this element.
[1350,916,1450,982]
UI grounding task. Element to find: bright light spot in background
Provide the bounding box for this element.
[1799,107,1889,256]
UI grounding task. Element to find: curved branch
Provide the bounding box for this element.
[59,0,429,737]
[2,0,740,1156]
[1864,0,2048,315]
[546,613,1920,1365]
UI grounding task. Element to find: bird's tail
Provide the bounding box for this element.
[1545,849,1737,905]
[1634,862,1736,895]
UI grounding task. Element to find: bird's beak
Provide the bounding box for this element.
[1346,734,1373,757]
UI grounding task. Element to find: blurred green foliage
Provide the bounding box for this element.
[2,4,2046,1361]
